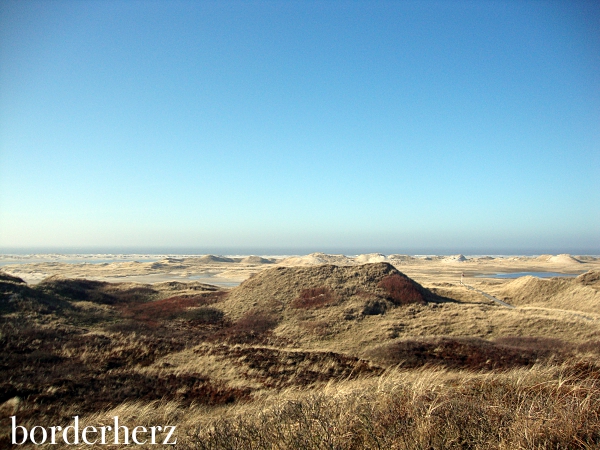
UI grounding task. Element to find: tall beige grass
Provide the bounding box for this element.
[74,358,599,449]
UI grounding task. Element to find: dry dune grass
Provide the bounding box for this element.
[485,272,600,314]
[271,281,600,357]
[73,360,600,449]
[577,270,600,288]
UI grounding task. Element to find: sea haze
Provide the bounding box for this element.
[1,247,599,258]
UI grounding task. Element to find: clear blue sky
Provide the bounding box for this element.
[1,0,598,254]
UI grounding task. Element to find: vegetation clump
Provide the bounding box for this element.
[378,273,426,306]
[290,287,337,309]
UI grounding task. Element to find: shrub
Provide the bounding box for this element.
[233,311,278,335]
[301,320,331,336]
[182,307,225,324]
[578,339,600,355]
[377,274,425,306]
[109,286,157,303]
[218,311,280,344]
[36,279,117,304]
[0,271,25,284]
[494,335,574,355]
[105,319,155,334]
[361,299,389,316]
[370,337,549,370]
[119,295,224,324]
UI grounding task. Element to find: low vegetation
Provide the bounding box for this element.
[178,360,600,449]
[291,287,337,309]
[1,265,599,448]
[378,273,426,305]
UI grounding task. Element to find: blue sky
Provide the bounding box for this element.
[1,0,598,254]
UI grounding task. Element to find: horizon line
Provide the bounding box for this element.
[1,246,599,257]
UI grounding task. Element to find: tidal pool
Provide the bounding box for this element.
[476,272,581,279]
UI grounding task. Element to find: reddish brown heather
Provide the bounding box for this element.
[230,310,279,334]
[290,287,337,309]
[377,273,426,305]
[118,292,226,325]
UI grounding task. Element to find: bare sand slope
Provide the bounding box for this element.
[355,253,388,263]
[278,252,355,266]
[543,254,582,264]
[0,255,271,285]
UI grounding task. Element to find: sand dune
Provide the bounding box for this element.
[387,254,415,262]
[576,255,599,262]
[279,252,353,266]
[576,269,600,288]
[355,253,388,263]
[492,274,600,314]
[240,255,274,264]
[442,254,467,263]
[1,252,598,288]
[221,262,430,319]
[534,254,582,264]
[546,254,581,264]
[195,255,236,263]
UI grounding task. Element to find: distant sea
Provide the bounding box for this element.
[1,246,599,257]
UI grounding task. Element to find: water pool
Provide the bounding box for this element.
[476,272,581,279]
